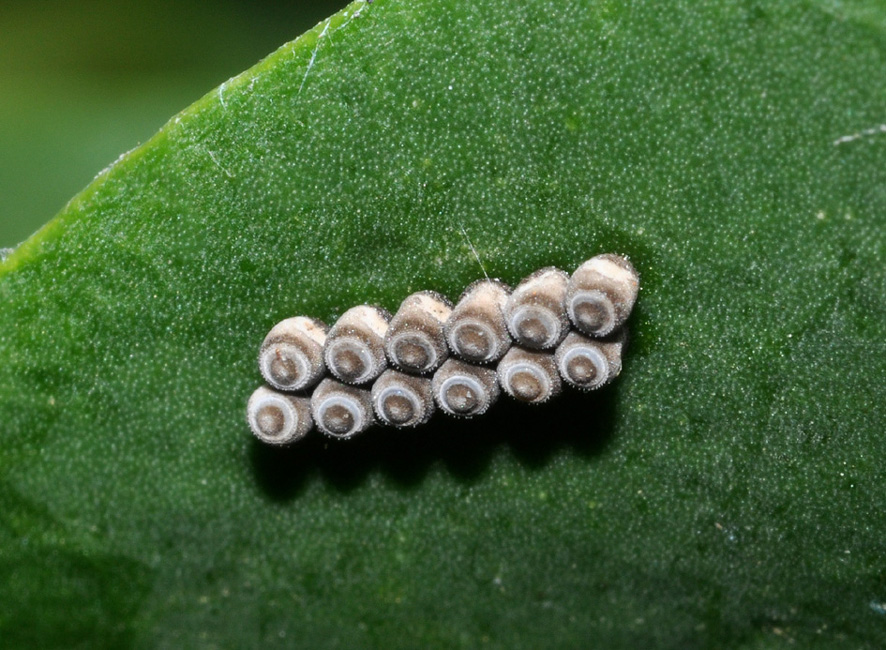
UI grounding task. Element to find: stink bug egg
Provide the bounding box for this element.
[444,279,512,364]
[258,316,328,392]
[497,347,562,404]
[566,254,639,337]
[324,305,391,385]
[371,369,435,428]
[504,267,570,349]
[247,251,639,446]
[384,290,453,374]
[554,330,625,390]
[247,385,313,445]
[311,378,375,439]
[431,358,500,417]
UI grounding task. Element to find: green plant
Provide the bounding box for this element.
[1,0,884,647]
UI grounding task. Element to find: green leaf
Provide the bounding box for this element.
[2,0,885,646]
[0,0,347,250]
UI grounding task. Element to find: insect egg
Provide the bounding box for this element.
[497,347,562,404]
[247,385,313,445]
[566,254,639,337]
[324,305,391,385]
[554,330,625,390]
[504,267,570,349]
[371,369,435,428]
[384,290,453,374]
[431,358,500,417]
[247,252,639,446]
[258,316,328,392]
[311,378,375,439]
[444,279,512,364]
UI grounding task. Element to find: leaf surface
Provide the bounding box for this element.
[1,0,885,647]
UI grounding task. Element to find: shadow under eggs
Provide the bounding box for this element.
[249,381,617,501]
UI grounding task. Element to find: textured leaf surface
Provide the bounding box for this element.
[2,0,885,647]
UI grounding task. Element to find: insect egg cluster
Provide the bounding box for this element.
[246,253,639,445]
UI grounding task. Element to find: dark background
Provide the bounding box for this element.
[0,0,349,248]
